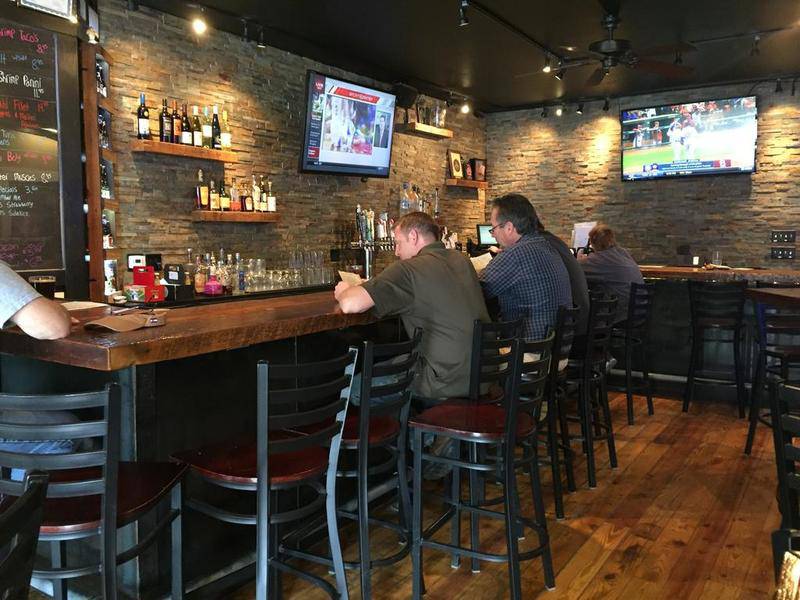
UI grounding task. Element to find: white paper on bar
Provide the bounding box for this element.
[470,253,493,273]
[338,271,364,286]
[62,301,109,311]
[571,221,597,250]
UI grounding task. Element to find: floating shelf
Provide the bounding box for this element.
[446,178,488,190]
[394,122,453,139]
[191,211,280,223]
[131,139,238,162]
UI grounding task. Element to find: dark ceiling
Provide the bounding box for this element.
[141,0,800,111]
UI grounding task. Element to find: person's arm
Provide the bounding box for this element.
[335,281,375,314]
[478,252,513,300]
[10,296,71,340]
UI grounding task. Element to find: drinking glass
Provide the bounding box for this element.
[712,250,723,266]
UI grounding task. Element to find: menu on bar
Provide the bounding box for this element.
[0,19,63,271]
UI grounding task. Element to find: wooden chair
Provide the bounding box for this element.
[0,385,186,600]
[0,471,49,600]
[409,334,556,599]
[610,282,656,425]
[683,280,748,416]
[173,348,358,599]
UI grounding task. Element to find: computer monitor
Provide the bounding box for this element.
[477,223,497,246]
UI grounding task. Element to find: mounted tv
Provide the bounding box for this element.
[620,96,757,181]
[301,71,396,178]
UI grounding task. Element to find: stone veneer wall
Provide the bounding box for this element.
[487,85,800,267]
[98,0,487,273]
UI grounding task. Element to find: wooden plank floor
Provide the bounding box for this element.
[228,394,781,600]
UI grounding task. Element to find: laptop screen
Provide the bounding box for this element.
[477,224,497,246]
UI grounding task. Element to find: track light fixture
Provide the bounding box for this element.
[602,97,610,112]
[459,0,469,27]
[554,69,565,81]
[542,55,552,73]
[541,106,548,118]
[576,103,584,115]
[555,106,563,117]
[257,26,266,48]
[776,78,783,93]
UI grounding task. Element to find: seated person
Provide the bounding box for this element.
[479,194,572,342]
[0,260,74,479]
[579,223,644,323]
[335,211,489,403]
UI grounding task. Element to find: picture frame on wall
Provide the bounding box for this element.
[19,0,73,19]
[470,158,486,181]
[448,150,464,178]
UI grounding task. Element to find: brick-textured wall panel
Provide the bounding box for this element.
[99,0,487,273]
[487,87,800,267]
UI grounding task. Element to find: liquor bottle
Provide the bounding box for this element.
[259,176,267,212]
[159,98,173,143]
[183,248,196,287]
[221,109,232,149]
[181,104,193,145]
[230,177,241,211]
[219,179,231,211]
[95,61,106,96]
[191,106,203,147]
[251,175,261,211]
[225,253,234,294]
[194,254,207,294]
[201,106,213,149]
[234,252,246,295]
[171,101,181,144]
[98,111,109,149]
[195,169,209,210]
[398,182,410,216]
[266,179,276,212]
[209,177,220,210]
[137,92,150,139]
[211,105,222,150]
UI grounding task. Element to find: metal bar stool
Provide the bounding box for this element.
[683,280,748,416]
[409,333,556,599]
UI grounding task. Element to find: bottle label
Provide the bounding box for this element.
[221,132,232,148]
[220,196,230,210]
[267,196,276,212]
[210,193,220,210]
[181,131,193,144]
[202,124,212,137]
[138,118,149,136]
[200,188,209,208]
[193,131,203,146]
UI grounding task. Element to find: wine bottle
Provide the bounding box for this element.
[212,105,222,150]
[159,98,172,143]
[221,109,232,149]
[137,92,150,139]
[181,104,192,145]
[219,179,230,211]
[195,169,209,210]
[171,101,181,144]
[201,106,212,149]
[191,106,203,147]
[209,177,220,210]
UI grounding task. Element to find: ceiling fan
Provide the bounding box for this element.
[523,0,697,85]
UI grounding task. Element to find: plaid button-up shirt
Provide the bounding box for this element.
[479,233,572,340]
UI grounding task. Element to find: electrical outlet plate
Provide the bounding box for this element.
[771,230,796,244]
[127,254,146,270]
[771,247,796,260]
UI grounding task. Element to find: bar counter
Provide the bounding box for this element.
[639,265,800,283]
[0,291,373,371]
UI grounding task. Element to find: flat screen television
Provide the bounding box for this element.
[300,71,396,177]
[620,96,757,181]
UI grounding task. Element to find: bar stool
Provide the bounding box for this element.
[564,294,619,489]
[172,349,358,600]
[0,385,187,600]
[744,300,800,455]
[409,334,556,598]
[683,280,748,416]
[287,332,422,600]
[0,471,48,600]
[610,282,656,425]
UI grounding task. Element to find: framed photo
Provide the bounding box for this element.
[448,150,463,179]
[470,158,486,181]
[20,0,73,19]
[464,161,473,180]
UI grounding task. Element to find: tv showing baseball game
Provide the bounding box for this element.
[301,71,396,177]
[620,96,757,181]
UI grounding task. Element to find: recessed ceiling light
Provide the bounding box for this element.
[192,17,207,35]
[460,101,471,114]
[555,107,563,117]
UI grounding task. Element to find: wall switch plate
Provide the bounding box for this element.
[771,230,796,243]
[771,247,796,260]
[127,254,146,270]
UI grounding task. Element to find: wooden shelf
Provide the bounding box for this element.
[131,139,238,163]
[446,178,488,190]
[100,148,116,162]
[191,211,280,223]
[95,48,113,65]
[97,96,111,112]
[394,122,453,139]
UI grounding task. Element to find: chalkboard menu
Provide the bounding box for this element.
[0,20,62,271]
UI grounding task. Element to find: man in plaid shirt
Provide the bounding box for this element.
[479,194,572,340]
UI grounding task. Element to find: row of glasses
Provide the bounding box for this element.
[241,251,333,294]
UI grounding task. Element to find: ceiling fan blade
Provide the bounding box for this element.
[637,42,698,56]
[597,0,621,16]
[634,58,694,78]
[586,67,607,86]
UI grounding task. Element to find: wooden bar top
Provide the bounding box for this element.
[639,265,800,283]
[0,292,372,372]
[745,288,800,308]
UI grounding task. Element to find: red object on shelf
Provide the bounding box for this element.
[132,266,165,302]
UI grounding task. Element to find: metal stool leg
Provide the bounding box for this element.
[528,446,556,590]
[450,441,462,569]
[171,482,184,600]
[411,429,424,600]
[50,541,69,600]
[468,442,481,573]
[625,337,635,425]
[745,347,766,455]
[734,329,746,419]
[546,393,565,519]
[502,444,522,600]
[684,328,701,412]
[556,389,576,492]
